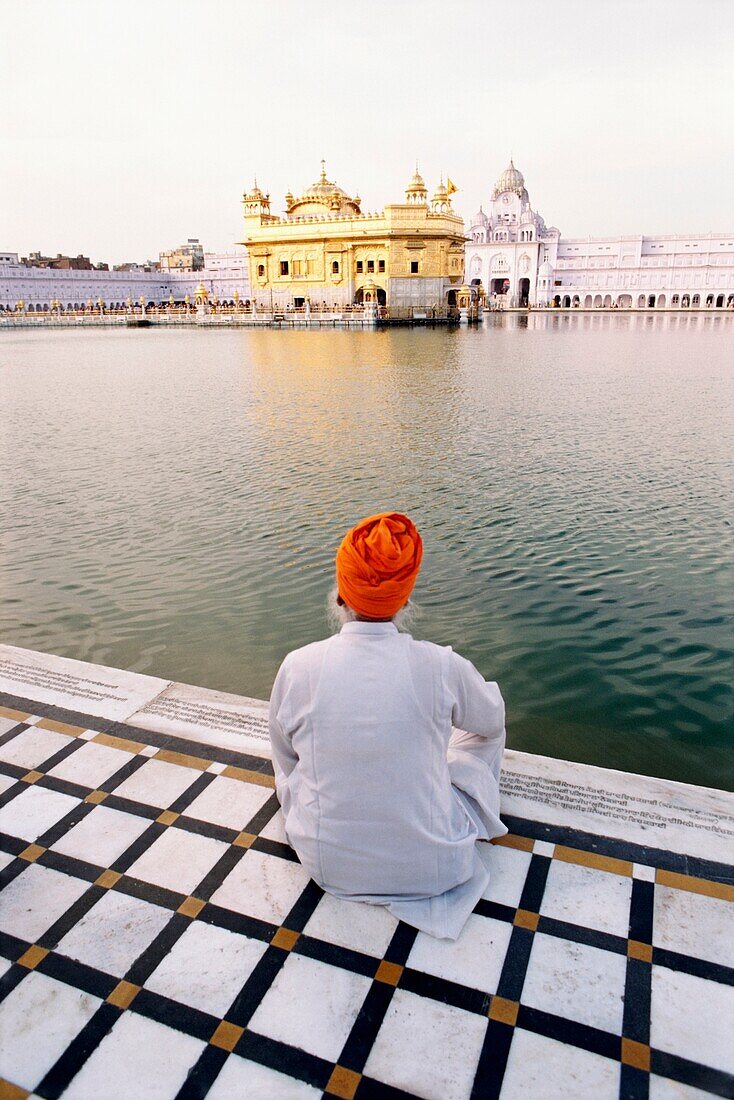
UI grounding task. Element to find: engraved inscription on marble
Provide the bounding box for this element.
[501,771,734,839]
[0,657,129,703]
[138,695,270,743]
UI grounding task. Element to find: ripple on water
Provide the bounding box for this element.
[1,317,733,788]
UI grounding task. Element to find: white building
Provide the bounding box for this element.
[0,250,251,312]
[466,163,734,309]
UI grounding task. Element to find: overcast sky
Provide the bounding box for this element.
[3,0,733,265]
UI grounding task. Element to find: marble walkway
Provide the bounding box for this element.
[0,644,732,1100]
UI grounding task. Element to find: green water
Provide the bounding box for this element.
[1,313,732,789]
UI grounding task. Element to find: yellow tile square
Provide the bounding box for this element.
[656,869,734,903]
[107,980,140,1009]
[92,732,146,755]
[37,718,84,737]
[374,960,403,986]
[621,1038,651,1071]
[488,996,519,1026]
[95,869,122,889]
[271,927,300,951]
[0,705,31,723]
[85,790,109,805]
[326,1066,361,1099]
[554,845,632,878]
[627,940,653,963]
[513,909,539,931]
[233,831,256,848]
[178,896,206,919]
[17,945,49,970]
[21,770,44,785]
[156,810,179,826]
[154,749,211,772]
[19,843,45,863]
[491,833,535,853]
[209,1020,244,1051]
[0,1077,32,1099]
[222,765,275,789]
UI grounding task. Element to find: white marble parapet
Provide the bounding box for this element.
[0,644,169,722]
[0,643,731,864]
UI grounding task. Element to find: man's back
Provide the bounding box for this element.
[269,621,504,899]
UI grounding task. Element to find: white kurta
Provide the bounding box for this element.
[268,621,507,940]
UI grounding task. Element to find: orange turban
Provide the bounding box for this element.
[336,512,423,620]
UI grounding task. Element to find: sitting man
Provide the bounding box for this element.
[268,512,507,940]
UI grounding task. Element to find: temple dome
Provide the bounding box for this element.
[288,162,361,217]
[407,168,426,192]
[471,206,488,227]
[244,180,266,202]
[492,160,527,199]
[538,260,554,277]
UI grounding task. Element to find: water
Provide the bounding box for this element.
[1,314,732,789]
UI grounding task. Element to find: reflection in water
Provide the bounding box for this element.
[1,314,732,788]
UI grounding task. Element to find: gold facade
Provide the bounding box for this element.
[240,164,466,312]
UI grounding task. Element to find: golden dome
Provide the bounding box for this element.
[407,166,426,192]
[244,178,265,201]
[288,161,361,217]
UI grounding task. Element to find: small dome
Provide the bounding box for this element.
[520,206,535,224]
[492,159,526,199]
[538,260,554,277]
[245,179,265,202]
[407,167,426,192]
[471,206,488,226]
[432,180,448,201]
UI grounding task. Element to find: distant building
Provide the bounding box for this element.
[21,252,96,271]
[0,248,250,311]
[467,161,734,309]
[240,163,466,311]
[113,261,161,273]
[159,239,205,271]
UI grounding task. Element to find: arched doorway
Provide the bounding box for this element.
[681,294,690,308]
[584,295,592,308]
[563,295,571,308]
[603,294,612,307]
[618,294,632,308]
[692,294,700,307]
[657,294,666,308]
[648,295,656,308]
[717,294,725,307]
[593,294,602,308]
[354,286,386,306]
[637,294,646,308]
[518,278,530,307]
[447,290,457,307]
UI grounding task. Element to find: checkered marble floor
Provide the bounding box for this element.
[0,696,732,1100]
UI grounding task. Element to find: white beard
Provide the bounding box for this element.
[326,584,418,634]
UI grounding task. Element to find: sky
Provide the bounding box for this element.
[3,0,733,265]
